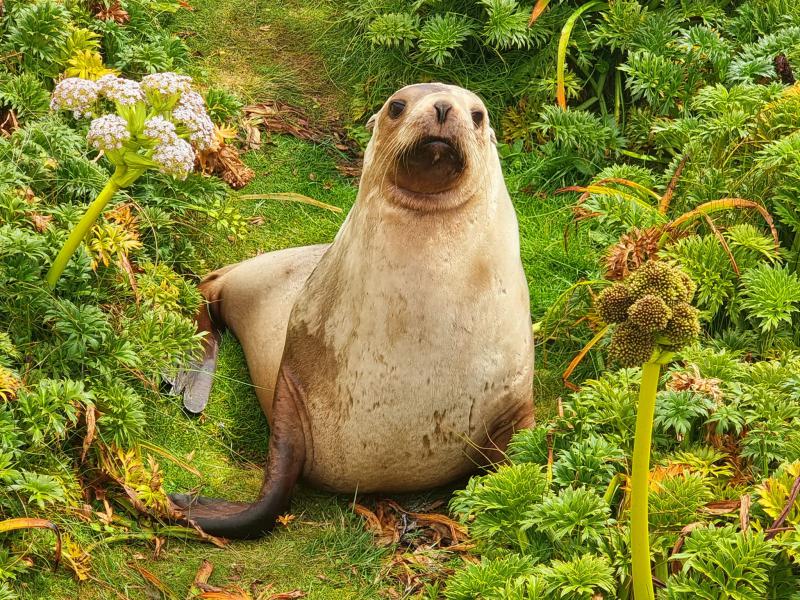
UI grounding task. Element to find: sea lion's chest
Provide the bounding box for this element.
[284,216,533,492]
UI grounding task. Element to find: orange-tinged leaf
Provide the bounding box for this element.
[276,513,296,527]
[563,325,609,390]
[665,198,779,251]
[528,0,551,25]
[197,586,251,599]
[0,518,62,567]
[132,564,178,599]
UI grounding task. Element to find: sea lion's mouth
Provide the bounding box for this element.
[392,136,466,195]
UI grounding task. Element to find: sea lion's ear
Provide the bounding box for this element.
[366,113,378,132]
[489,127,497,145]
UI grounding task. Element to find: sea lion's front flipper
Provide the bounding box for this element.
[169,366,307,539]
[178,303,222,414]
[167,266,232,414]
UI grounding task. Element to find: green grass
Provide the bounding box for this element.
[28,1,597,596]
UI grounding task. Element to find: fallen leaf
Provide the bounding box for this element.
[0,518,61,567]
[197,584,251,599]
[276,514,296,527]
[29,213,53,232]
[131,564,178,599]
[81,405,97,463]
[703,499,741,515]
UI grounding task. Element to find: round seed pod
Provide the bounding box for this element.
[609,321,656,367]
[663,302,701,347]
[676,270,697,303]
[627,261,684,305]
[595,284,633,324]
[627,294,672,333]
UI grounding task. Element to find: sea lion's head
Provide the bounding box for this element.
[364,83,498,212]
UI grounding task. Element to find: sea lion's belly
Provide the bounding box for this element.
[296,290,533,493]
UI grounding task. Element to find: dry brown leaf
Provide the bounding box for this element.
[132,564,177,599]
[703,499,740,515]
[94,0,129,23]
[335,162,362,178]
[29,213,53,232]
[81,405,97,463]
[196,131,255,190]
[264,592,306,600]
[740,493,751,532]
[197,585,251,599]
[605,227,662,281]
[0,108,18,136]
[276,514,296,527]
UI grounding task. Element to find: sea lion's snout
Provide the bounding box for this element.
[394,135,465,194]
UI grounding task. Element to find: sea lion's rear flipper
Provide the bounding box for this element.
[167,268,231,414]
[169,367,307,539]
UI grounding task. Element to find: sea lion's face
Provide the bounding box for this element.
[366,83,497,212]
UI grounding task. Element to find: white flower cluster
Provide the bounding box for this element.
[141,72,192,98]
[152,137,195,180]
[173,90,216,150]
[87,114,131,152]
[50,72,212,182]
[96,74,145,106]
[142,116,177,145]
[50,78,99,118]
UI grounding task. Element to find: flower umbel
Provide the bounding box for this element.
[96,74,145,106]
[50,77,99,118]
[143,116,178,145]
[152,138,195,180]
[47,72,216,288]
[87,114,130,152]
[141,72,192,98]
[173,91,216,150]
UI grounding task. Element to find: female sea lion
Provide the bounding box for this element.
[170,83,534,539]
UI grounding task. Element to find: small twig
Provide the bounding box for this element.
[740,494,751,533]
[658,154,689,214]
[702,214,740,276]
[765,474,800,540]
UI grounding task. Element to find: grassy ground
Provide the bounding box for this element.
[26,1,596,597]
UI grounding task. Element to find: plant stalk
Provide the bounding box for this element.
[631,360,660,600]
[45,170,123,289]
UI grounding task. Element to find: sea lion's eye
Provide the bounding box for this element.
[388,100,406,119]
[471,110,485,127]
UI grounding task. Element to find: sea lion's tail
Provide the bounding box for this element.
[168,265,235,414]
[170,367,306,538]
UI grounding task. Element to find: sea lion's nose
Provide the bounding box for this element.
[433,101,452,124]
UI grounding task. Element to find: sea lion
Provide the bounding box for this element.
[170,83,534,539]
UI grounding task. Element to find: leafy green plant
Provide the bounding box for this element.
[450,463,549,556]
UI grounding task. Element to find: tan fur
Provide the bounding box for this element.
[202,84,533,494]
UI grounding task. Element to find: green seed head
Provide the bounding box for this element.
[627,261,685,306]
[609,321,656,367]
[662,302,701,347]
[676,270,696,303]
[627,294,672,333]
[596,284,633,324]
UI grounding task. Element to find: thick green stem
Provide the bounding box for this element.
[631,360,660,600]
[45,172,123,289]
